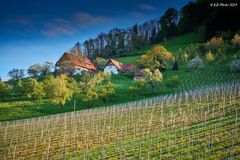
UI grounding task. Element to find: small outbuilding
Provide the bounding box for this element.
[134,70,144,80]
[103,59,135,74]
[103,59,123,74]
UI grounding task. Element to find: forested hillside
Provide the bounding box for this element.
[81,0,239,59]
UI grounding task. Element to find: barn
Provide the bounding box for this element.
[103,59,135,74]
[56,52,96,75]
[103,59,122,74]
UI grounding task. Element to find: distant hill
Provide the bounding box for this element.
[76,0,239,59]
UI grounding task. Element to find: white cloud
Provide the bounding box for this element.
[42,19,76,37]
[41,12,110,37]
[138,4,156,11]
[72,12,109,26]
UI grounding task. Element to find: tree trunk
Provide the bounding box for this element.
[60,104,64,111]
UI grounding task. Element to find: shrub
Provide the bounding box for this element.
[142,69,163,93]
[181,52,189,62]
[216,48,225,56]
[205,51,214,62]
[184,45,199,59]
[233,50,240,59]
[232,34,240,47]
[188,56,204,69]
[230,59,240,72]
[207,36,224,49]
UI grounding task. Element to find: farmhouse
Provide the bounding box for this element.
[56,52,96,75]
[103,59,135,74]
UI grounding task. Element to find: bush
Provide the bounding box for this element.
[181,52,189,62]
[230,59,240,72]
[207,36,224,49]
[233,50,240,59]
[184,45,198,59]
[188,56,204,69]
[205,51,214,62]
[232,34,240,48]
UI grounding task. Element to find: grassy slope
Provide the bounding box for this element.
[0,32,239,121]
[114,32,201,64]
[114,56,140,64]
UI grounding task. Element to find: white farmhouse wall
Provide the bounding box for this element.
[74,67,88,75]
[104,65,118,74]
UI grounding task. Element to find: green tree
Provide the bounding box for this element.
[27,64,42,77]
[0,81,11,100]
[139,45,172,70]
[15,79,26,98]
[8,68,25,80]
[132,69,163,94]
[77,72,115,104]
[94,57,108,70]
[131,35,148,50]
[158,8,178,40]
[25,78,45,100]
[44,75,76,110]
[41,61,53,75]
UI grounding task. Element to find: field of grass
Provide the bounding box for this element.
[0,65,239,122]
[0,82,239,159]
[0,32,239,122]
[112,32,201,64]
[114,56,140,64]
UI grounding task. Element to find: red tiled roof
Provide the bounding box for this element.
[121,64,135,71]
[105,59,123,70]
[56,52,96,71]
[105,59,135,72]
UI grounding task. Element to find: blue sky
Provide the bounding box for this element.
[0,0,193,81]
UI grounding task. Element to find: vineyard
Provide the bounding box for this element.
[0,81,240,159]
